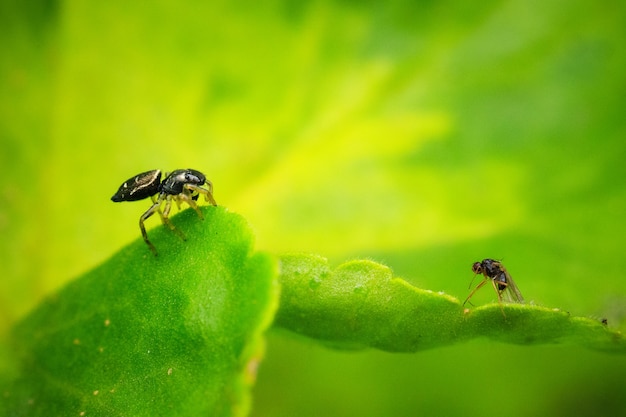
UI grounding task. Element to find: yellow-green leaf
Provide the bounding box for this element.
[2,207,278,417]
[275,254,625,353]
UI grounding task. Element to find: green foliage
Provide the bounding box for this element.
[276,254,625,353]
[1,207,278,417]
[3,209,623,415]
[1,0,626,416]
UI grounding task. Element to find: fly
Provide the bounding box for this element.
[463,258,524,316]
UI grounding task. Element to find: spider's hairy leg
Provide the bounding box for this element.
[139,196,164,256]
[186,183,217,206]
[176,191,204,219]
[161,196,186,241]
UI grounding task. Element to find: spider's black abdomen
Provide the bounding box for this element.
[111,170,162,202]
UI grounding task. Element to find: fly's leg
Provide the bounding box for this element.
[490,279,507,319]
[464,278,508,319]
[463,279,488,307]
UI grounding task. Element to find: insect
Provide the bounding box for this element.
[463,259,524,316]
[111,169,217,256]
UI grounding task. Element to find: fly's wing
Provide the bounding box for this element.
[500,271,525,303]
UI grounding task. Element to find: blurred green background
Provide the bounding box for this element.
[1,0,625,416]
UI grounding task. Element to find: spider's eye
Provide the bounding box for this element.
[185,172,203,184]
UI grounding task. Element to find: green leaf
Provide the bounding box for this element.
[1,206,279,417]
[274,254,625,353]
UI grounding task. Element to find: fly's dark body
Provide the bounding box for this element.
[464,258,524,316]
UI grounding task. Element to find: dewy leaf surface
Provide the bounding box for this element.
[2,206,278,417]
[274,254,626,353]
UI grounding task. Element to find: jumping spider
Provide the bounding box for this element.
[111,169,217,255]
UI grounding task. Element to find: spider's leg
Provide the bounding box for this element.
[186,183,217,206]
[177,189,204,219]
[150,195,168,224]
[139,195,164,256]
[162,195,186,241]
